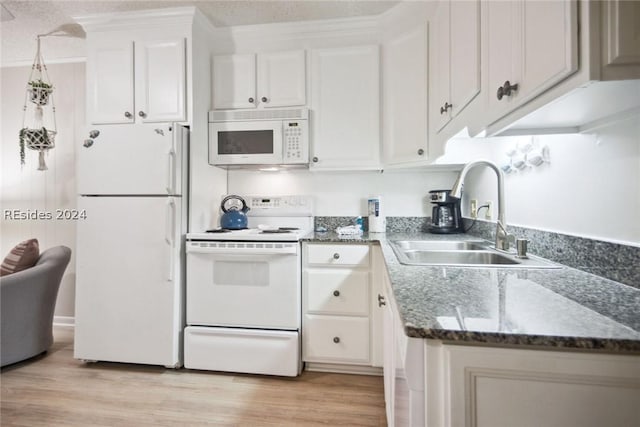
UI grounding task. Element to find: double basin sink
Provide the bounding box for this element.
[389,240,560,269]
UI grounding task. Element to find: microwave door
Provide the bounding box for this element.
[209,121,283,165]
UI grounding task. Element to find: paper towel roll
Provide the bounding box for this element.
[368,196,385,233]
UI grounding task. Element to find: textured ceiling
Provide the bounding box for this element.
[0,0,399,65]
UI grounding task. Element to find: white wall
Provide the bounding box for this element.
[228,168,459,218]
[439,114,640,246]
[1,62,84,318]
[229,113,640,247]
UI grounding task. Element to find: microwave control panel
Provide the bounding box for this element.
[283,120,308,164]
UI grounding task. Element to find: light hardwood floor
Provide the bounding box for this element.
[1,327,386,426]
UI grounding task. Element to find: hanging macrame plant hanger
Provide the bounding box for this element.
[20,36,57,171]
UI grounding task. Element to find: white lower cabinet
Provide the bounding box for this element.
[302,243,379,372]
[433,344,640,427]
[379,252,640,426]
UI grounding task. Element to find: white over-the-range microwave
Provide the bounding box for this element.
[208,108,309,167]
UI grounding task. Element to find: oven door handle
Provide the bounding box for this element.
[186,245,298,255]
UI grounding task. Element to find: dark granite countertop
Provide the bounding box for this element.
[302,232,640,353]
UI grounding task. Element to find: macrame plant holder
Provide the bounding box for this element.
[20,36,57,171]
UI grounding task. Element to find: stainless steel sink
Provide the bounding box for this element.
[389,240,560,269]
[391,240,486,251]
[403,250,519,265]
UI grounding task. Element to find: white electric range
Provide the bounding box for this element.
[184,195,313,377]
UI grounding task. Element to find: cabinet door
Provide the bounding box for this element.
[604,0,640,66]
[519,0,577,103]
[310,45,380,170]
[257,50,306,108]
[485,0,577,121]
[385,24,429,165]
[135,38,186,123]
[212,54,256,109]
[485,0,521,117]
[382,276,395,425]
[450,0,480,118]
[430,3,451,133]
[87,38,135,125]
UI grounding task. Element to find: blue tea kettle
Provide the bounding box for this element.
[220,195,250,230]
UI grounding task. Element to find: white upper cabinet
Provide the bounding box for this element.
[310,45,380,170]
[212,54,256,109]
[431,0,480,134]
[383,24,429,166]
[484,0,578,124]
[212,50,306,110]
[257,51,307,108]
[87,37,186,125]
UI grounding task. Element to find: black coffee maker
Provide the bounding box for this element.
[428,190,463,234]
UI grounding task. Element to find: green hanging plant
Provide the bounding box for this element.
[27,79,53,90]
[19,127,55,166]
[19,128,26,165]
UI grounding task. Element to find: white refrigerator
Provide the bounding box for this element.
[74,123,188,368]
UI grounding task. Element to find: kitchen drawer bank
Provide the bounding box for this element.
[303,232,640,353]
[301,243,383,374]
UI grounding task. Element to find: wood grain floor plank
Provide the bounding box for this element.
[1,327,387,426]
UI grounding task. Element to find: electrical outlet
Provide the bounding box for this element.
[485,201,493,220]
[470,200,478,219]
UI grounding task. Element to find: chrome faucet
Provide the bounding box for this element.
[450,160,514,251]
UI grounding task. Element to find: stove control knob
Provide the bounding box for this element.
[333,337,340,344]
[333,290,340,297]
[333,253,340,260]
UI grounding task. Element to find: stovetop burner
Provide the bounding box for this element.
[205,228,249,233]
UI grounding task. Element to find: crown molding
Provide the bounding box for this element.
[73,6,197,33]
[211,14,381,46]
[1,56,86,68]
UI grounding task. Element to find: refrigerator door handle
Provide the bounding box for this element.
[165,198,176,282]
[166,149,176,195]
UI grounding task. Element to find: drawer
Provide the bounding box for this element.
[305,244,370,266]
[303,315,370,363]
[184,326,300,377]
[304,269,369,316]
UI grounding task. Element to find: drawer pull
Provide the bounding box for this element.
[333,337,340,344]
[333,290,340,297]
[378,294,386,307]
[333,253,340,260]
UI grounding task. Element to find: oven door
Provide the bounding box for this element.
[186,241,300,329]
[208,120,283,165]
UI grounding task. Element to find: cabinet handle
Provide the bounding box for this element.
[333,337,340,344]
[261,96,268,103]
[417,148,424,156]
[333,253,340,260]
[378,294,386,307]
[312,157,319,163]
[497,80,519,100]
[333,290,340,297]
[439,102,452,114]
[124,111,132,119]
[138,111,147,118]
[248,97,255,103]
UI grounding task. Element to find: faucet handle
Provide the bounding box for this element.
[515,238,529,259]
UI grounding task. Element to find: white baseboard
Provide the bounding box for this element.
[304,362,382,376]
[53,316,75,328]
